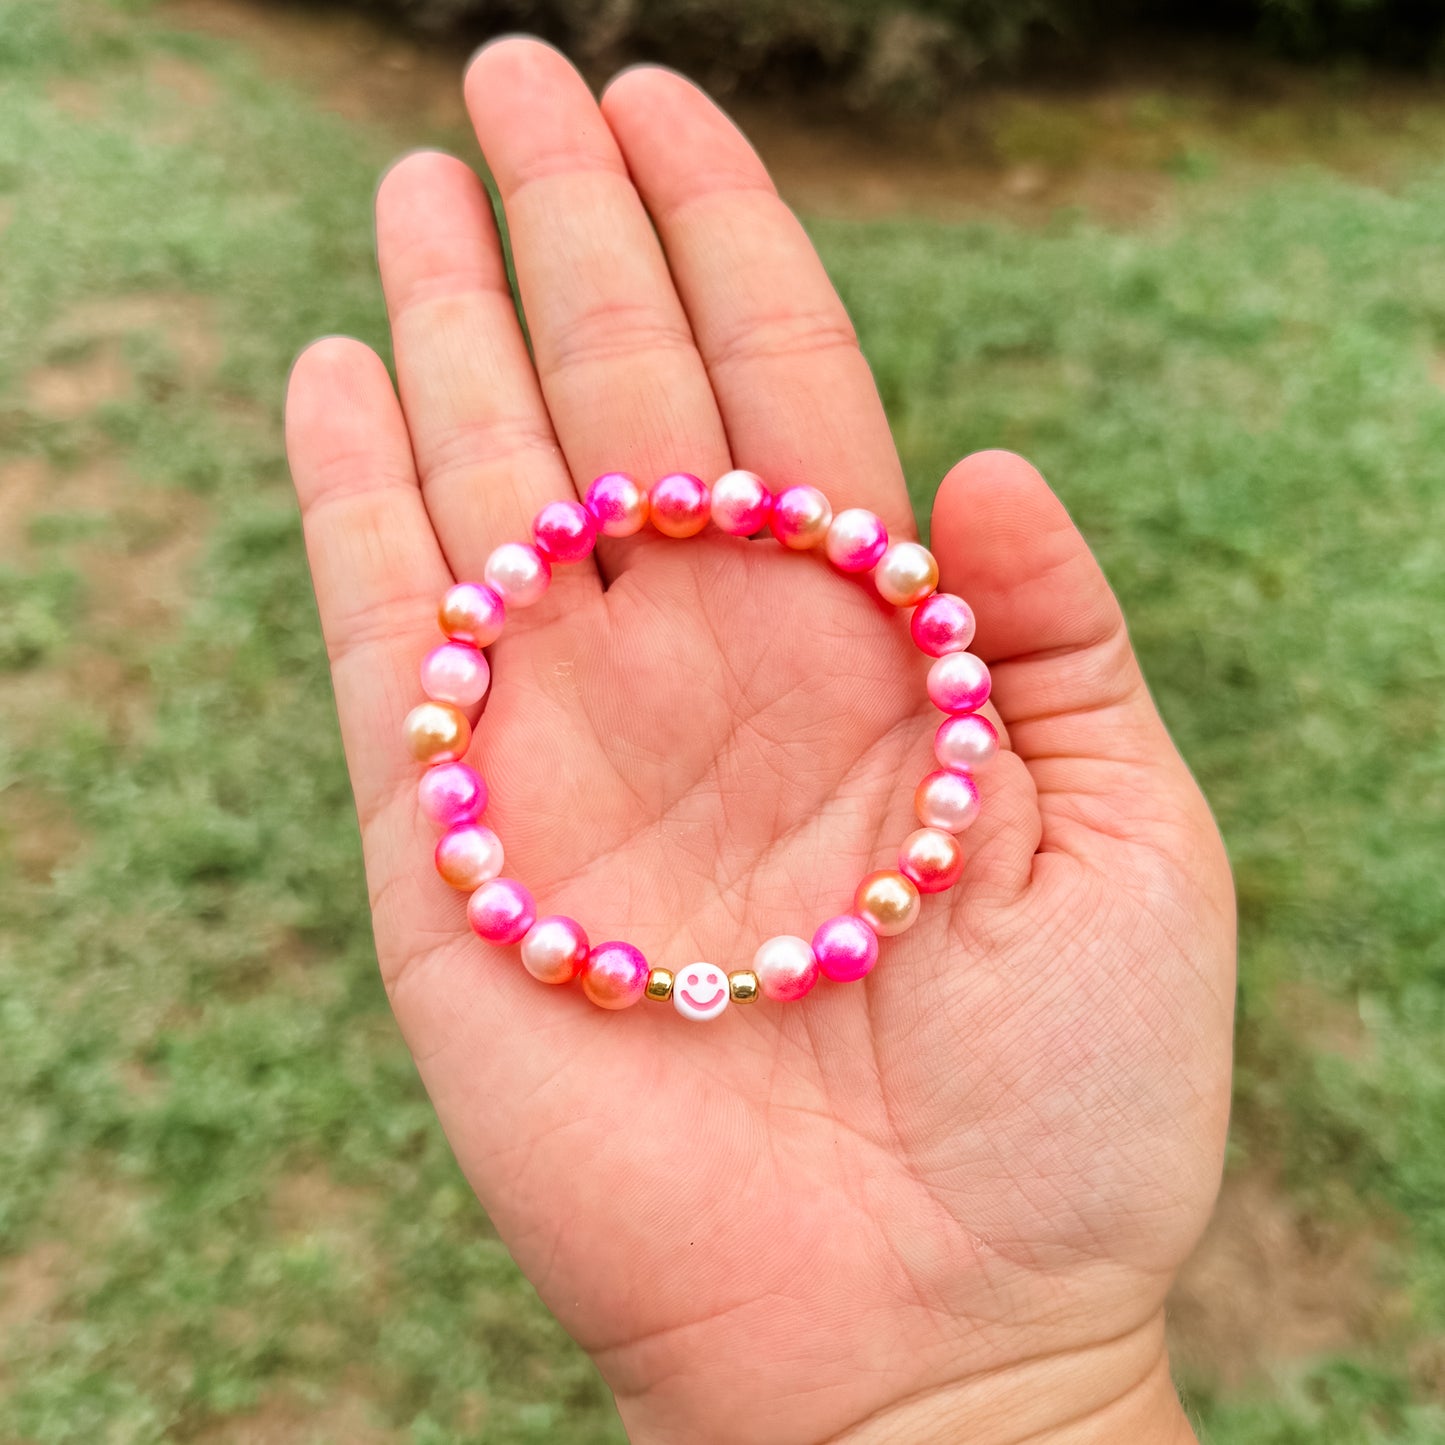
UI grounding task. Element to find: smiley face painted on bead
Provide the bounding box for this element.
[673,962,730,1021]
[406,469,986,1016]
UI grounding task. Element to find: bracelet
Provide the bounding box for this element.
[402,470,997,1022]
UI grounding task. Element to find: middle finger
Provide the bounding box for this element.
[464,39,732,567]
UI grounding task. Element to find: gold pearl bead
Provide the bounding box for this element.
[403,701,471,765]
[728,970,760,1004]
[875,541,940,607]
[854,869,922,936]
[645,967,675,1002]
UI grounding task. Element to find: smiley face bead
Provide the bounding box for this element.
[673,962,730,1021]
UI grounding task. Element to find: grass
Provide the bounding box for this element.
[0,0,1441,1440]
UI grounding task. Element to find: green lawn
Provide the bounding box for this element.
[1,1,1442,1440]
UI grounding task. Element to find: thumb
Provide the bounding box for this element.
[930,450,1207,855]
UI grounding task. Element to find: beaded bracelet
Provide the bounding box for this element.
[402,470,998,1022]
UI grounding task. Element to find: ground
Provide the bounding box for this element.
[0,1,1443,1441]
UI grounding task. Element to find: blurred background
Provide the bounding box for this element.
[1,0,1443,1440]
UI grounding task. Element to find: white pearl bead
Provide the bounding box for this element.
[752,934,819,1002]
[935,714,999,772]
[483,542,551,608]
[915,769,981,833]
[874,541,939,607]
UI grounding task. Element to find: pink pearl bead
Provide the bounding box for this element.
[417,761,487,829]
[910,593,976,657]
[483,542,551,609]
[898,827,964,894]
[824,508,889,573]
[438,583,506,648]
[769,485,833,550]
[935,713,999,772]
[581,941,649,1010]
[532,500,597,564]
[649,472,711,538]
[752,934,819,1002]
[874,541,939,607]
[927,652,992,715]
[467,877,536,944]
[520,915,590,985]
[915,770,981,833]
[811,915,879,983]
[420,641,491,708]
[435,823,505,890]
[710,470,772,535]
[585,472,650,538]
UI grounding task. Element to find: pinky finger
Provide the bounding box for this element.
[285,336,453,859]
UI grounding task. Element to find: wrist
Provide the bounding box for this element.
[615,1311,1195,1445]
[829,1315,1193,1445]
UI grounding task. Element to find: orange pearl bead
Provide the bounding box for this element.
[874,541,939,607]
[854,869,921,936]
[404,701,471,765]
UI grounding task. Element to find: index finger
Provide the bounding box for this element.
[600,66,915,535]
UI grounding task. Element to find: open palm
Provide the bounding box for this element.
[284,40,1233,1445]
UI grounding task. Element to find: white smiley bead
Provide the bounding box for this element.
[673,961,730,1022]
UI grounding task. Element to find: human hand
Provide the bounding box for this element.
[284,38,1232,1445]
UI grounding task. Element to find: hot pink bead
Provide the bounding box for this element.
[585,472,650,537]
[420,641,491,708]
[484,542,551,609]
[811,915,879,983]
[824,508,889,573]
[417,761,487,829]
[532,499,597,564]
[898,827,965,894]
[649,472,711,538]
[520,915,590,985]
[710,470,772,535]
[911,593,976,657]
[438,583,505,647]
[915,770,981,833]
[927,652,992,715]
[435,823,505,890]
[769,485,832,550]
[751,935,819,1002]
[935,713,999,772]
[581,941,650,1010]
[467,877,536,944]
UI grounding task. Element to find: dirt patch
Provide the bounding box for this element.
[25,341,132,419]
[1,453,210,746]
[4,456,209,631]
[0,1241,73,1337]
[163,0,471,134]
[1274,979,1369,1062]
[0,782,86,883]
[25,290,221,422]
[1167,1169,1404,1390]
[160,0,1445,225]
[148,52,218,110]
[190,1377,399,1445]
[269,1166,385,1276]
[49,291,220,386]
[47,76,105,122]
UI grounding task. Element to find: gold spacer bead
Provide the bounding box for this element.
[644,967,674,1002]
[729,970,760,1004]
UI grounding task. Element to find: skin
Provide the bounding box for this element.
[284,39,1233,1445]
